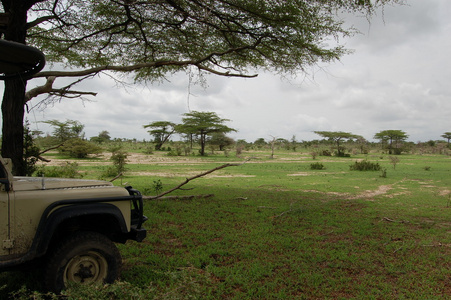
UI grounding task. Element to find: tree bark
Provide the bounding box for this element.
[1,0,33,175]
[1,80,27,175]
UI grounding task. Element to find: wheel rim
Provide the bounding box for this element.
[63,251,109,284]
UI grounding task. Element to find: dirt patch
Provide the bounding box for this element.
[287,172,310,176]
[439,189,451,196]
[348,185,393,200]
[303,184,400,201]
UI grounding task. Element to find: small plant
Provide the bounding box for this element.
[23,121,41,176]
[310,162,325,170]
[143,146,154,155]
[349,160,381,171]
[310,152,318,160]
[111,150,128,174]
[389,156,400,169]
[143,179,164,196]
[380,168,387,178]
[153,179,163,195]
[100,149,128,179]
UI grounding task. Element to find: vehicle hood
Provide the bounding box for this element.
[12,177,114,191]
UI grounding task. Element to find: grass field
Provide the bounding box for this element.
[1,148,450,299]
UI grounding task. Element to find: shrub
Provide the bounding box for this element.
[310,162,325,170]
[349,160,381,171]
[143,146,154,155]
[320,150,332,156]
[111,150,128,174]
[60,138,102,158]
[99,166,119,179]
[35,162,82,178]
[335,152,351,157]
[389,156,400,169]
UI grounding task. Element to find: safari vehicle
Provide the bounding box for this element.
[0,40,147,292]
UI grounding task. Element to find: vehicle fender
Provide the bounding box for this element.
[34,203,128,256]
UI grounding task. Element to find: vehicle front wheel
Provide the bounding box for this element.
[44,231,122,293]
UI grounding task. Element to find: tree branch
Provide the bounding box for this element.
[25,75,98,103]
[35,60,258,79]
[25,76,56,103]
[148,160,249,200]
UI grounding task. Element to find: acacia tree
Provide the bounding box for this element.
[143,121,176,150]
[314,131,362,157]
[374,130,408,154]
[176,111,236,156]
[441,132,451,147]
[43,119,84,143]
[209,132,235,152]
[1,0,402,174]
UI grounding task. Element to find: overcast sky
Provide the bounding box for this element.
[4,0,451,143]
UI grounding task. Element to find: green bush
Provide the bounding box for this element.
[99,149,128,179]
[35,162,82,178]
[310,162,325,170]
[110,150,128,173]
[349,160,381,171]
[60,138,102,158]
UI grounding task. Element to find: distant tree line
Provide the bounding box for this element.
[18,113,450,176]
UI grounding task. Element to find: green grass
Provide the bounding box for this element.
[2,150,451,299]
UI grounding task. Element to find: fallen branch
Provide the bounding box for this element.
[148,161,249,200]
[109,172,123,182]
[382,217,410,223]
[422,242,451,247]
[142,194,214,200]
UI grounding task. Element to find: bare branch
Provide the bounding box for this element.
[142,194,214,200]
[148,160,249,200]
[35,60,258,79]
[25,75,98,104]
[25,76,56,103]
[27,15,58,29]
[109,172,123,182]
[39,142,64,155]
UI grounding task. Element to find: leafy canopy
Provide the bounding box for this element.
[28,0,403,82]
[374,130,409,142]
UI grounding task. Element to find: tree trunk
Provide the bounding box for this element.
[200,133,206,156]
[1,80,26,175]
[1,0,34,175]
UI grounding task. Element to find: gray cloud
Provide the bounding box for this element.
[2,0,450,143]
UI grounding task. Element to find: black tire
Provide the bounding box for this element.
[44,231,122,293]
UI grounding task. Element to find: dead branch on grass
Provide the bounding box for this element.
[142,194,214,200]
[422,243,451,248]
[382,217,410,224]
[273,201,298,218]
[109,172,123,182]
[147,160,249,200]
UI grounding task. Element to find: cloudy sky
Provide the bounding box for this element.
[6,0,451,143]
